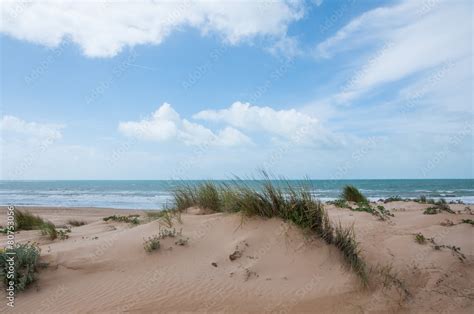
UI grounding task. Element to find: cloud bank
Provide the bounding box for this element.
[118,103,252,147]
[0,0,305,57]
[0,115,64,141]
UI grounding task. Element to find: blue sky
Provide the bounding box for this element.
[0,0,472,179]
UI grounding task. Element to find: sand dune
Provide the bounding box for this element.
[1,202,473,313]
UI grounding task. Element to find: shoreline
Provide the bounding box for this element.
[2,195,474,211]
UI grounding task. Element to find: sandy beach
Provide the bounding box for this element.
[1,201,473,313]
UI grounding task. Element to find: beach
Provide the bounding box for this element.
[1,201,473,313]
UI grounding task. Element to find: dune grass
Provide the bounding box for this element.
[341,185,367,203]
[173,182,222,212]
[15,210,46,230]
[14,210,59,240]
[170,177,368,285]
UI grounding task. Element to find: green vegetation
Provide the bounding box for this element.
[461,219,474,226]
[351,202,393,221]
[417,195,427,203]
[423,207,440,215]
[103,214,140,225]
[14,210,61,240]
[143,235,161,252]
[383,195,403,203]
[39,222,58,240]
[327,199,350,208]
[0,242,41,291]
[143,227,186,253]
[334,224,367,283]
[414,233,426,244]
[172,182,221,212]
[15,210,46,230]
[341,185,367,203]
[422,199,454,215]
[170,178,368,285]
[67,219,87,227]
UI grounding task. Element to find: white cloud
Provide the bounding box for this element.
[315,0,472,103]
[0,0,305,57]
[118,103,251,147]
[194,101,319,139]
[0,115,64,140]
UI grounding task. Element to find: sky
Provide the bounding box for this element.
[0,0,472,180]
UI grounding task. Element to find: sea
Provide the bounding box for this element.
[1,179,473,210]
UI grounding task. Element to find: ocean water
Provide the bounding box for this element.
[0,179,473,209]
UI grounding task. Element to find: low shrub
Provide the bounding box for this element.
[103,215,140,225]
[414,233,426,244]
[0,242,41,291]
[461,219,474,226]
[67,219,87,227]
[423,207,439,215]
[383,196,402,203]
[327,199,350,208]
[351,203,393,221]
[143,236,161,253]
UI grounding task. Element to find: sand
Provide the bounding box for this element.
[0,202,473,313]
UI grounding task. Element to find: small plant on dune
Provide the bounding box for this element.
[341,185,367,203]
[371,264,411,300]
[422,201,453,215]
[435,201,454,214]
[414,233,426,244]
[383,196,402,203]
[351,203,393,221]
[461,219,474,226]
[143,235,161,253]
[158,227,181,239]
[327,199,350,208]
[352,201,374,214]
[423,207,439,215]
[376,205,394,218]
[57,229,70,240]
[0,242,41,291]
[67,219,87,227]
[103,214,140,225]
[40,221,58,240]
